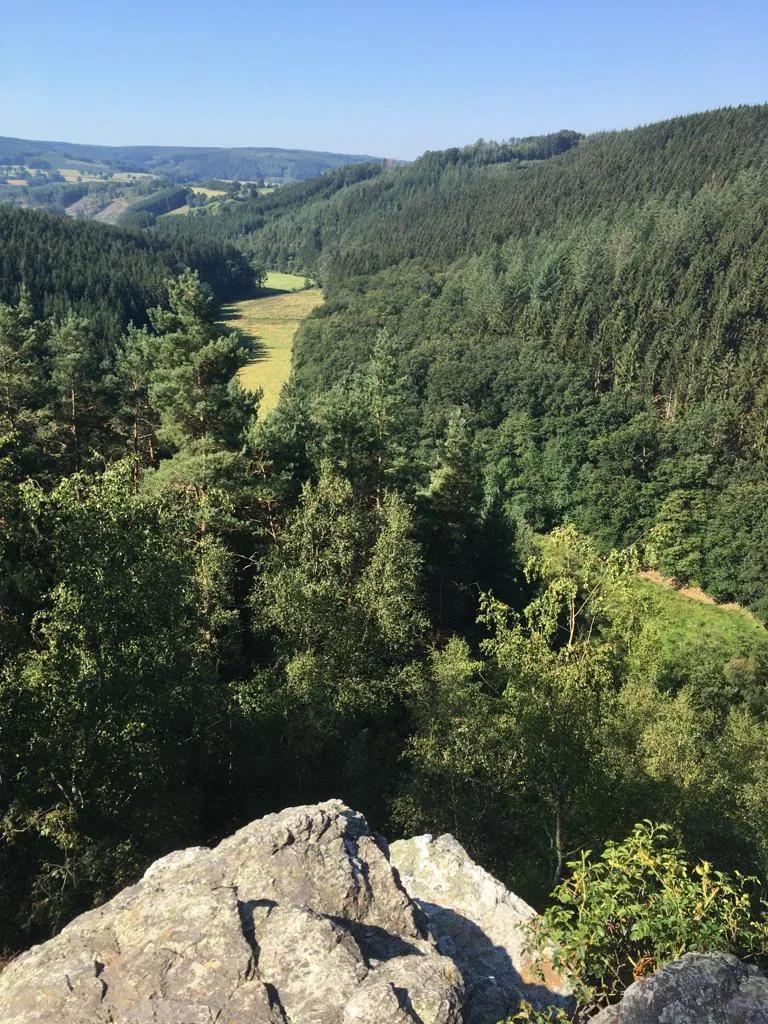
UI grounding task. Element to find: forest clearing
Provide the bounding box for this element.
[223,271,322,415]
[637,572,768,670]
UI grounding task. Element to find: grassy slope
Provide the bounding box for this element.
[638,575,768,668]
[537,532,768,671]
[222,272,322,415]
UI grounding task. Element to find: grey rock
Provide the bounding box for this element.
[591,952,768,1023]
[390,833,573,1023]
[592,1007,621,1023]
[0,801,463,1024]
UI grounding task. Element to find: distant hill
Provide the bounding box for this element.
[0,136,384,183]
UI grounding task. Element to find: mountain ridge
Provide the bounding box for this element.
[0,134,385,183]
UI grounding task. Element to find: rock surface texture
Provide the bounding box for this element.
[0,801,568,1024]
[390,833,573,1023]
[591,952,768,1024]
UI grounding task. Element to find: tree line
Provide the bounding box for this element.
[0,205,255,345]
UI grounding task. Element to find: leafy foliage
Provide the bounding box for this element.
[526,822,768,1014]
[0,464,239,934]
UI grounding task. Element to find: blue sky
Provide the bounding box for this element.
[2,0,766,159]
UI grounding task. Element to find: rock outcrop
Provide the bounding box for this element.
[591,952,768,1023]
[0,801,568,1024]
[390,833,573,1023]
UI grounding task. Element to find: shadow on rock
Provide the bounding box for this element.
[417,899,570,1024]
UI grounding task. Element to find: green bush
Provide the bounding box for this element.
[504,1003,571,1023]
[526,821,767,1015]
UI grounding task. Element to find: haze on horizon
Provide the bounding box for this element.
[1,0,766,161]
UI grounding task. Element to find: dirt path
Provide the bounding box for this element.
[639,569,759,623]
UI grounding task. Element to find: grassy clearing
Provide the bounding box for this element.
[637,574,768,666]
[262,271,309,292]
[111,171,153,182]
[163,205,191,216]
[190,186,227,197]
[221,276,322,416]
[535,531,768,668]
[58,167,107,183]
[639,569,758,620]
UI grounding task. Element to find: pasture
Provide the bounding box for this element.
[221,272,321,416]
[637,573,768,665]
[58,167,109,183]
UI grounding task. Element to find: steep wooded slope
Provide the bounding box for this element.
[0,205,253,341]
[229,105,768,616]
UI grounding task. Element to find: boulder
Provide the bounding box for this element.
[591,951,768,1023]
[390,833,573,1023]
[0,801,569,1024]
[0,802,463,1024]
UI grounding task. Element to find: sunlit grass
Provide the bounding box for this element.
[221,277,322,416]
[58,167,107,183]
[637,577,768,663]
[110,171,154,182]
[262,271,309,292]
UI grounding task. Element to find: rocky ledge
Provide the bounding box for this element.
[0,800,570,1024]
[592,951,768,1024]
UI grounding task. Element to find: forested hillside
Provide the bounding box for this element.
[156,161,387,247]
[168,106,768,616]
[3,107,768,1001]
[0,135,382,183]
[0,206,254,342]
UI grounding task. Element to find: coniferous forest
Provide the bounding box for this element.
[3,106,768,985]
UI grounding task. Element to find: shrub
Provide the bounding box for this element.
[526,821,767,1015]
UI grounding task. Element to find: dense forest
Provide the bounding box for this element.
[0,205,254,342]
[163,107,768,616]
[2,107,768,1005]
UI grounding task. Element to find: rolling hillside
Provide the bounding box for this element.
[0,135,384,183]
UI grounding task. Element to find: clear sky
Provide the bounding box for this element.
[2,0,766,160]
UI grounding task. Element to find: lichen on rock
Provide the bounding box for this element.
[0,801,571,1024]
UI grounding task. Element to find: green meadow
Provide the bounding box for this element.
[637,574,768,667]
[221,272,322,416]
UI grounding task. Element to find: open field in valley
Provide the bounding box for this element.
[221,272,321,415]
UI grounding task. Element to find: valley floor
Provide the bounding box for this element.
[221,272,322,415]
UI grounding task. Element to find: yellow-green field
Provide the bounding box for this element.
[260,271,311,292]
[58,168,109,183]
[7,166,154,184]
[221,272,321,416]
[190,186,227,197]
[110,170,154,182]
